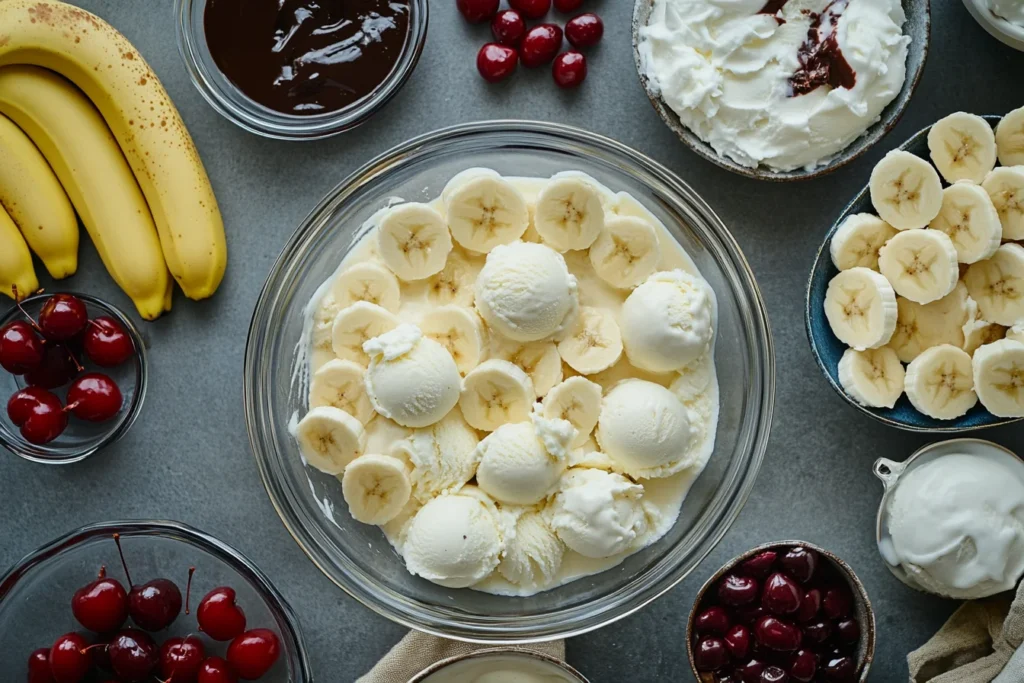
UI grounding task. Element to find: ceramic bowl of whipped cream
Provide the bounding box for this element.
[632,0,931,180]
[409,649,589,683]
[875,438,1024,599]
[963,0,1024,52]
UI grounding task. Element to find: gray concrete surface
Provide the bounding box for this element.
[2,0,1023,680]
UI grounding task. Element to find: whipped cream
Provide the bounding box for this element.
[638,0,911,171]
[884,450,1024,599]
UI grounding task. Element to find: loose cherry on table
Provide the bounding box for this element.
[0,320,44,374]
[83,316,133,367]
[198,657,239,683]
[564,13,603,48]
[552,51,587,88]
[49,632,92,683]
[108,629,159,681]
[227,629,282,679]
[66,372,123,422]
[198,586,248,641]
[509,0,551,19]
[160,635,207,681]
[456,0,499,23]
[71,567,129,633]
[39,293,89,341]
[491,9,526,47]
[477,43,519,83]
[520,24,562,68]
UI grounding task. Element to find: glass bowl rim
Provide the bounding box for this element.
[0,519,313,680]
[243,119,776,642]
[173,0,429,141]
[0,291,148,465]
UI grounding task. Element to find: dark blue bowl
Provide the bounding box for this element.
[805,115,1022,433]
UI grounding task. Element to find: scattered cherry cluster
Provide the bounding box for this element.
[692,546,862,683]
[458,0,604,87]
[27,535,281,683]
[0,293,130,445]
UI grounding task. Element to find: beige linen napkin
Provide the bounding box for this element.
[357,631,566,683]
[908,582,1024,682]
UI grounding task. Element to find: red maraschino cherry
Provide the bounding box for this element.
[197,587,247,641]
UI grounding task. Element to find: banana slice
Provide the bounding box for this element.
[927,112,998,184]
[963,316,1007,356]
[331,262,401,313]
[964,243,1024,326]
[441,167,501,204]
[534,176,606,252]
[490,339,563,397]
[542,376,602,448]
[904,344,978,420]
[557,306,623,375]
[294,406,367,475]
[995,106,1024,167]
[869,150,944,230]
[889,284,971,363]
[838,347,906,409]
[445,175,529,253]
[671,353,715,403]
[309,359,375,424]
[830,214,898,271]
[878,229,960,304]
[331,302,400,365]
[341,453,412,525]
[929,182,1002,264]
[588,215,659,288]
[377,203,453,281]
[459,359,535,431]
[973,339,1024,417]
[981,166,1024,240]
[823,267,899,350]
[1008,325,1024,344]
[426,248,482,307]
[420,305,486,375]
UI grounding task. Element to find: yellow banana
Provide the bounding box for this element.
[0,0,227,301]
[0,203,38,301]
[0,66,169,320]
[0,112,78,279]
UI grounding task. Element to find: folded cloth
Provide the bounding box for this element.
[908,581,1024,683]
[357,631,566,683]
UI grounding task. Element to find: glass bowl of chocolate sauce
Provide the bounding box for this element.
[176,0,428,140]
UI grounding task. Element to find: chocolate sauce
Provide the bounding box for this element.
[204,0,411,116]
[788,0,856,97]
[758,0,789,22]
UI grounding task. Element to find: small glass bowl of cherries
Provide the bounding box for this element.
[0,520,311,681]
[688,541,876,683]
[0,291,146,463]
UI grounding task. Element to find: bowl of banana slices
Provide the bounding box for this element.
[806,108,1024,432]
[245,120,774,642]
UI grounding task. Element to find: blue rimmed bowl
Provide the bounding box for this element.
[805,115,1022,433]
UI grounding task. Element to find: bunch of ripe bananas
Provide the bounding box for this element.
[0,0,226,319]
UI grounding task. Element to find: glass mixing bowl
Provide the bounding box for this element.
[244,121,775,642]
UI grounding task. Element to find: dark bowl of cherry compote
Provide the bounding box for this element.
[0,291,147,464]
[687,541,875,683]
[0,520,311,681]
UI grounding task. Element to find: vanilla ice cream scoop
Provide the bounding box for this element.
[885,452,1024,599]
[551,468,647,559]
[392,408,480,502]
[363,324,461,428]
[498,508,566,589]
[476,416,573,505]
[403,487,504,588]
[475,241,579,342]
[621,270,714,373]
[596,379,696,478]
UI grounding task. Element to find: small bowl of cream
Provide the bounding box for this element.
[875,438,1024,599]
[409,649,589,683]
[963,0,1024,52]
